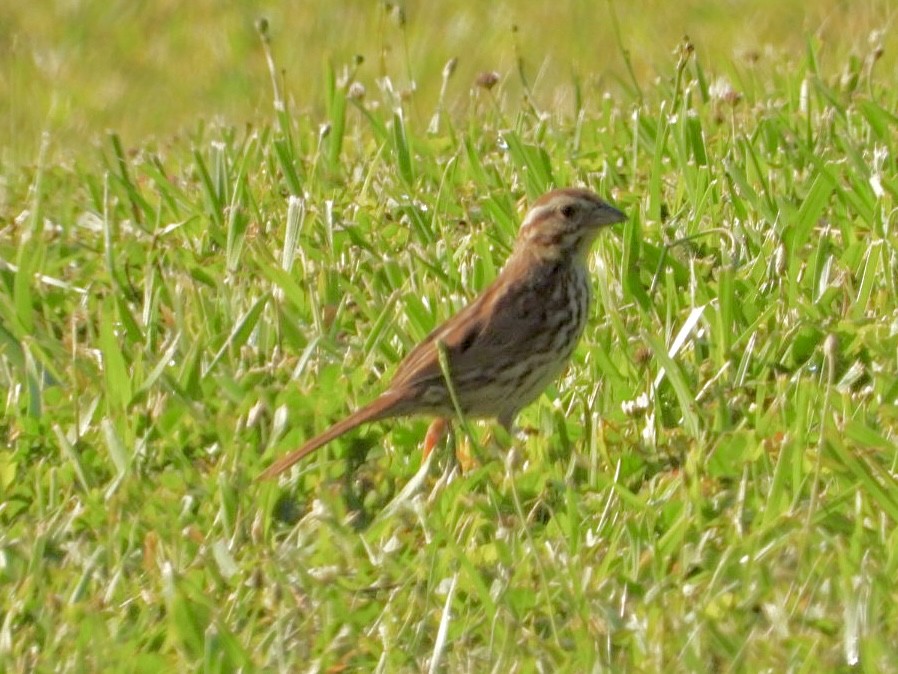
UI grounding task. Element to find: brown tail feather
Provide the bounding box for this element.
[257,392,403,480]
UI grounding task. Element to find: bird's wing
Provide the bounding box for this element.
[390,256,551,392]
[389,293,488,391]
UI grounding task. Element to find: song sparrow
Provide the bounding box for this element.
[259,188,625,479]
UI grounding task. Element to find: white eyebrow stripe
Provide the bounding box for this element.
[521,203,556,228]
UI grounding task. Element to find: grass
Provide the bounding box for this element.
[3,2,898,671]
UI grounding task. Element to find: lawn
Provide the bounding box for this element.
[2,1,898,671]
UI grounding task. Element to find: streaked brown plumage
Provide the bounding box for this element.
[259,188,625,479]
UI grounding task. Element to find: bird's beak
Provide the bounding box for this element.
[598,203,627,227]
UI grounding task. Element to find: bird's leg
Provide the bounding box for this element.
[493,411,522,444]
[498,410,517,436]
[423,417,450,458]
[472,412,521,464]
[423,417,482,472]
[424,416,480,472]
[454,428,480,473]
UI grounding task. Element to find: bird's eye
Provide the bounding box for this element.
[561,204,576,218]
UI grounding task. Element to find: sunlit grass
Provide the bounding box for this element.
[2,2,898,671]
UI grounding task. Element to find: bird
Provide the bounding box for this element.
[259,187,625,479]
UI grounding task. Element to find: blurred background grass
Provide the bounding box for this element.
[2,0,893,164]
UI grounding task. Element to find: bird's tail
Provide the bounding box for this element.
[257,392,403,480]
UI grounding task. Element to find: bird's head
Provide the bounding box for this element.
[516,188,625,261]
